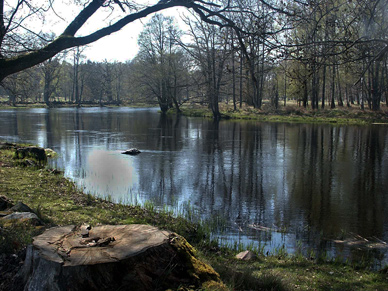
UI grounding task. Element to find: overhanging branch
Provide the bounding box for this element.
[0,0,195,81]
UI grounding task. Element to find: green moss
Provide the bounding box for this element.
[169,234,227,290]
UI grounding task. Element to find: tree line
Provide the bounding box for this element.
[1,0,387,118]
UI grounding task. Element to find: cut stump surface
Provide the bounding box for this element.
[34,224,170,266]
[19,224,225,291]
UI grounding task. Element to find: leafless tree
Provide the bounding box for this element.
[0,0,241,83]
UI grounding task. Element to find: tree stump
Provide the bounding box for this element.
[18,224,224,291]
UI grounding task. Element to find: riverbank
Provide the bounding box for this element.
[0,144,387,290]
[0,101,158,110]
[174,102,388,125]
[2,101,388,125]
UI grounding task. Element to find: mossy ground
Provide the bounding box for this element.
[1,146,387,290]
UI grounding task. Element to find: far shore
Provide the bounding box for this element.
[1,101,388,126]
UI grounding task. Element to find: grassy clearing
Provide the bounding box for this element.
[1,146,387,290]
[175,103,388,125]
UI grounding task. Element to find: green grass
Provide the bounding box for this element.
[207,255,388,290]
[173,103,388,126]
[1,145,388,290]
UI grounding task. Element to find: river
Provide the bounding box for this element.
[1,107,388,266]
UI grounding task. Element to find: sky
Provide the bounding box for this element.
[47,2,189,63]
[82,19,143,62]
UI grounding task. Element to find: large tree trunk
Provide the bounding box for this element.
[239,51,243,108]
[321,64,326,109]
[17,224,224,291]
[232,36,237,111]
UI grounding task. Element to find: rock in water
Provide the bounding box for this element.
[18,224,226,291]
[121,148,141,155]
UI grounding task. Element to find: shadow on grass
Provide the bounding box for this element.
[212,261,291,291]
[208,255,388,291]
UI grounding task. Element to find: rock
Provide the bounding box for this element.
[0,211,13,217]
[44,148,57,158]
[1,212,42,225]
[9,202,34,213]
[18,224,226,291]
[14,146,47,165]
[0,196,13,211]
[47,168,63,175]
[121,148,141,155]
[236,250,257,261]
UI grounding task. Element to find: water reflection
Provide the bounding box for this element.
[1,107,387,266]
[79,149,139,204]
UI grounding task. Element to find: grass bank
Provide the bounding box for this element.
[0,145,387,290]
[174,103,388,125]
[2,101,388,125]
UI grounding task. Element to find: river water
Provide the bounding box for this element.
[1,107,388,266]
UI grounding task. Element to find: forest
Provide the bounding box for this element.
[0,0,387,119]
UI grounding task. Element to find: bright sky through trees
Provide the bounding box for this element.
[85,6,186,62]
[40,1,187,62]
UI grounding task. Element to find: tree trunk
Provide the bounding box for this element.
[303,78,308,108]
[337,65,343,107]
[18,224,224,291]
[360,78,365,110]
[239,51,243,108]
[232,37,237,111]
[44,77,51,106]
[321,64,326,109]
[345,85,351,107]
[9,94,16,107]
[159,100,169,113]
[385,58,388,107]
[331,65,336,109]
[371,61,381,111]
[386,91,388,107]
[284,65,287,107]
